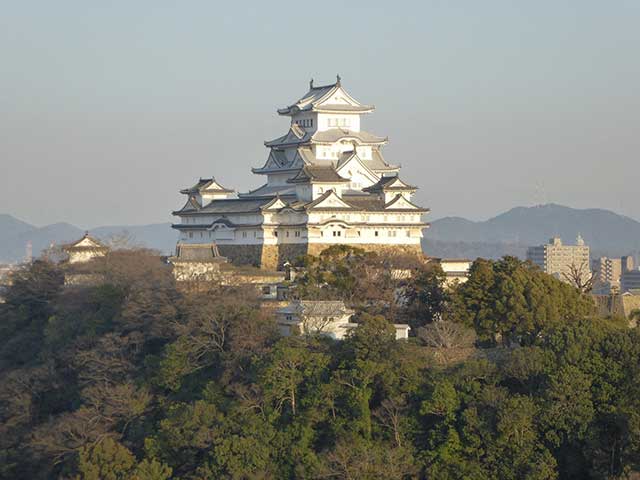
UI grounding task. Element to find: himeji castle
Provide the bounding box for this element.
[172,76,429,269]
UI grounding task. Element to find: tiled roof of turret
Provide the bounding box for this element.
[63,232,109,252]
[288,165,349,184]
[265,128,387,148]
[180,177,234,194]
[277,78,374,115]
[363,176,417,193]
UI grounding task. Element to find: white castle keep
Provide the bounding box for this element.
[172,77,429,269]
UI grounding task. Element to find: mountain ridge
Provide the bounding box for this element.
[424,204,640,260]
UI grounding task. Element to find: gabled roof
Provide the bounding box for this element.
[260,195,288,211]
[277,78,374,116]
[363,176,417,193]
[334,152,380,184]
[305,190,354,211]
[288,165,349,184]
[265,125,314,147]
[180,177,234,195]
[174,196,202,214]
[384,194,428,211]
[252,147,314,174]
[63,233,108,252]
[265,128,387,149]
[277,300,354,317]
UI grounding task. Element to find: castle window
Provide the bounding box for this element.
[286,231,290,237]
[389,230,396,237]
[406,230,411,237]
[242,231,247,238]
[374,231,379,237]
[189,232,193,238]
[274,231,278,237]
[254,231,257,238]
[357,231,361,237]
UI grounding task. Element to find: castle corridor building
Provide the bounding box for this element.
[172,77,429,269]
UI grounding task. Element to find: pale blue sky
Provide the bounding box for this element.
[1,0,639,227]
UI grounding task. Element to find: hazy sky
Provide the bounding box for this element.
[1,0,639,228]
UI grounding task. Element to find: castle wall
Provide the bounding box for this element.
[306,243,423,258]
[217,244,264,268]
[218,242,424,270]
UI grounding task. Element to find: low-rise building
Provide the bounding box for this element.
[592,255,635,293]
[438,258,472,286]
[276,300,410,340]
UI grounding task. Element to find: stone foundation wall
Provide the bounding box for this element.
[218,243,424,270]
[277,244,309,269]
[307,243,424,258]
[171,262,224,283]
[218,244,264,268]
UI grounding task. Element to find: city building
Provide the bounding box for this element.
[62,233,109,264]
[592,255,635,293]
[276,300,410,340]
[621,269,640,294]
[172,77,429,270]
[526,235,591,284]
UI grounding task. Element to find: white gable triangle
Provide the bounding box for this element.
[75,236,102,248]
[385,195,421,210]
[263,197,288,210]
[317,86,361,107]
[309,191,352,210]
[336,154,379,185]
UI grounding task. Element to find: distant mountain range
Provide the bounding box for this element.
[0,214,177,263]
[1,204,639,264]
[422,204,640,260]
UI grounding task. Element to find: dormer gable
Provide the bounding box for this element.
[180,177,235,203]
[335,152,379,189]
[363,175,418,201]
[305,190,353,211]
[384,194,427,211]
[261,196,288,211]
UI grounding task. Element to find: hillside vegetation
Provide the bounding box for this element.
[1,247,639,479]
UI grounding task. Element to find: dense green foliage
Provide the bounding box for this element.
[1,251,638,479]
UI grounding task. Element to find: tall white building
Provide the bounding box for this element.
[526,235,590,284]
[173,77,429,269]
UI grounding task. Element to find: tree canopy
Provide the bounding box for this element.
[0,251,636,479]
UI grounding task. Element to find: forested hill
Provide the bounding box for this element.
[1,246,639,479]
[423,203,640,259]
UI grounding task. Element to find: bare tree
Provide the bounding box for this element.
[105,230,140,250]
[417,320,476,349]
[562,260,595,293]
[298,301,346,336]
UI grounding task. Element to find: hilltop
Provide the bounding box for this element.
[423,203,640,260]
